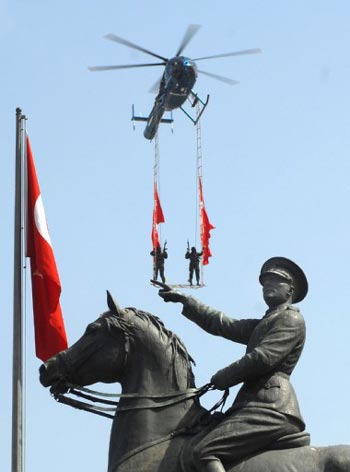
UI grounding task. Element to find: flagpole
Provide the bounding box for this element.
[12,107,25,472]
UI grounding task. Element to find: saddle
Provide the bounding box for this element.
[178,426,310,472]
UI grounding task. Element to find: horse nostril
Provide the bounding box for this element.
[50,380,69,395]
[39,363,51,387]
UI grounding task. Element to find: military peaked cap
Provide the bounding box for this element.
[259,256,308,303]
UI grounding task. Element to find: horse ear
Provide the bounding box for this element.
[106,290,123,316]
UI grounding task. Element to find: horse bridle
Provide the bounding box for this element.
[53,348,227,418]
[50,315,131,405]
[51,322,223,419]
[50,315,228,422]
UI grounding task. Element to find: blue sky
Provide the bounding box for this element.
[1,1,350,470]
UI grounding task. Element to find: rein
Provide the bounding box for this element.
[53,382,217,419]
[53,382,229,468]
[95,385,229,470]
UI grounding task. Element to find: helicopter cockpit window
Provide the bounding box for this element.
[172,62,182,78]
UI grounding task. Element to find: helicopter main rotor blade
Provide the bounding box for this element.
[194,48,262,61]
[88,62,165,72]
[175,24,201,56]
[197,69,240,85]
[104,33,168,62]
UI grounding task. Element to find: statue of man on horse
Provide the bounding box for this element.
[39,256,350,472]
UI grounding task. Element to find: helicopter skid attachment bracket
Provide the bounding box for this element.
[180,94,209,125]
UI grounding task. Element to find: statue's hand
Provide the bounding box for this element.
[151,280,187,304]
[210,369,230,391]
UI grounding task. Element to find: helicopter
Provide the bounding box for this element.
[89,25,261,140]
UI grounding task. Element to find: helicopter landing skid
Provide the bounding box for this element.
[180,93,209,125]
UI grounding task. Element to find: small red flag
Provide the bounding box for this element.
[26,135,68,362]
[153,183,165,225]
[199,177,215,265]
[151,183,165,248]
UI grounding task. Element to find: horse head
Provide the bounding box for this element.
[40,290,195,397]
[39,291,132,393]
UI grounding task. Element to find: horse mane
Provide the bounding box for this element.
[101,307,196,388]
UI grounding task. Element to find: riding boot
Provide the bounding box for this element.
[202,460,226,472]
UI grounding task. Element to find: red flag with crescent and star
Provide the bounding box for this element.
[26,135,68,362]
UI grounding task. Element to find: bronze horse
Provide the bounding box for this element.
[39,293,350,471]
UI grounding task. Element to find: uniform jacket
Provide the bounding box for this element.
[150,249,168,266]
[182,298,306,426]
[185,251,203,267]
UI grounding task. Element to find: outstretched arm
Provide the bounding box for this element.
[153,280,258,346]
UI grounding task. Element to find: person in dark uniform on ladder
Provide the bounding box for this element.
[157,257,309,472]
[185,246,203,286]
[151,244,168,283]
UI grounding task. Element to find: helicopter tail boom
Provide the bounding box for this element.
[131,105,173,140]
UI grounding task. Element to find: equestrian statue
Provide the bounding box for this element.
[39,257,350,471]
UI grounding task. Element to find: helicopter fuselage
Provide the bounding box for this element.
[159,56,197,110]
[143,56,198,140]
